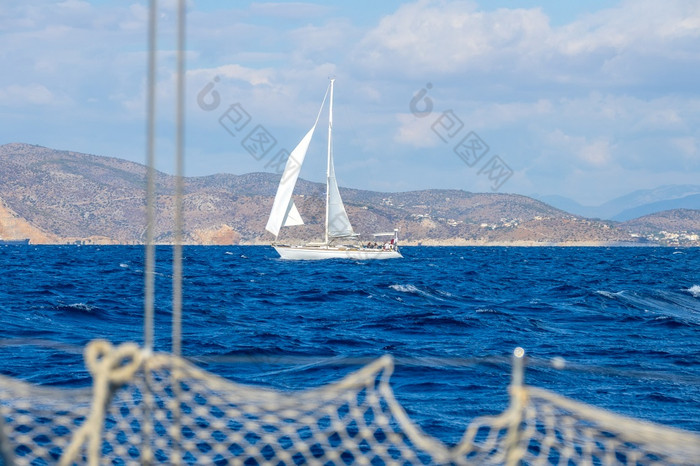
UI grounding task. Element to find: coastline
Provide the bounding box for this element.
[7,240,676,247]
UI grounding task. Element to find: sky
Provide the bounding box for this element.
[1,0,699,205]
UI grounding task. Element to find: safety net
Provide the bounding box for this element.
[0,340,698,465]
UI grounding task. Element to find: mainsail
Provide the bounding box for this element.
[265,87,329,237]
[326,144,354,238]
[325,78,355,239]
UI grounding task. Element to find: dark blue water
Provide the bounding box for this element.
[1,245,698,444]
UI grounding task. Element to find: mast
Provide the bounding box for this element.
[325,78,334,246]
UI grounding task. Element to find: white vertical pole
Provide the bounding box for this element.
[172,0,186,359]
[505,347,526,466]
[144,0,157,353]
[325,78,334,246]
[170,3,186,464]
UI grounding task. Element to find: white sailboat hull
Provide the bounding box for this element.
[274,245,402,260]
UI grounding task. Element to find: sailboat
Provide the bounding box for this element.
[266,79,402,260]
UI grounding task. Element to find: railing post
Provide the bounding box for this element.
[505,347,526,466]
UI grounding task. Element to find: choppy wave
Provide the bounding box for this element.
[686,285,700,298]
[1,245,699,438]
[595,290,620,299]
[389,284,447,302]
[390,284,423,294]
[595,288,700,326]
[56,302,96,313]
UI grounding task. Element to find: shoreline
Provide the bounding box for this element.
[8,241,690,247]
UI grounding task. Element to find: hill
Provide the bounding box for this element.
[621,209,700,246]
[1,143,698,246]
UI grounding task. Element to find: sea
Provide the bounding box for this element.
[0,245,698,446]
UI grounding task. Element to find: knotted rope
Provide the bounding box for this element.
[59,341,143,466]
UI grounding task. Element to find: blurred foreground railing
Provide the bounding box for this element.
[0,340,698,465]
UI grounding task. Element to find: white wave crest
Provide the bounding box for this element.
[595,290,622,299]
[389,284,440,299]
[390,284,422,294]
[686,285,700,298]
[65,302,95,312]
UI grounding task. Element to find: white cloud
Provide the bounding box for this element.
[249,2,332,19]
[460,99,554,130]
[288,19,358,62]
[542,129,613,168]
[555,0,700,55]
[189,64,274,87]
[354,0,550,76]
[578,139,612,167]
[57,0,91,11]
[0,84,61,106]
[671,137,697,158]
[394,113,441,148]
[634,108,685,131]
[353,0,700,90]
[118,4,149,31]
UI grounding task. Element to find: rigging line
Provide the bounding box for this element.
[172,0,186,358]
[168,3,187,464]
[182,354,700,385]
[0,337,697,385]
[314,82,332,128]
[0,338,84,355]
[143,0,157,353]
[185,354,507,368]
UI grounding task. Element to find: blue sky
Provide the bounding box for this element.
[1,1,699,204]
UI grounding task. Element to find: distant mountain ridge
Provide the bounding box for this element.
[613,194,700,221]
[1,143,698,246]
[535,185,700,220]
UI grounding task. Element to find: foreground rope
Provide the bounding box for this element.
[0,341,698,465]
[59,341,143,465]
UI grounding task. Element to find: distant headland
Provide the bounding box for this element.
[1,143,698,247]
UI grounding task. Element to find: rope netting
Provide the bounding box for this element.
[512,386,700,465]
[0,341,698,465]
